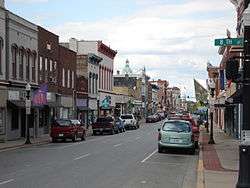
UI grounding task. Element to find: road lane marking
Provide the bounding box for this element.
[0,179,14,185]
[74,153,91,161]
[135,136,141,140]
[141,149,157,163]
[113,143,123,147]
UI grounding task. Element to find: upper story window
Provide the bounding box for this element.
[11,44,18,79]
[26,49,31,81]
[62,68,65,87]
[50,60,53,72]
[32,51,36,82]
[19,47,25,80]
[71,71,74,89]
[67,69,70,88]
[0,37,3,75]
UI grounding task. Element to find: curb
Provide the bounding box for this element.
[0,139,51,153]
[197,131,205,188]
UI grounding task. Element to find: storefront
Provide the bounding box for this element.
[0,87,7,141]
[76,98,89,126]
[88,98,98,124]
[60,96,74,119]
[7,88,39,140]
[99,92,116,116]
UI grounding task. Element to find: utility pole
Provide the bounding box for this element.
[236,8,250,187]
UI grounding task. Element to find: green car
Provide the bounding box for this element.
[158,120,195,154]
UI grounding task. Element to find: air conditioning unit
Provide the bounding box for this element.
[49,77,57,84]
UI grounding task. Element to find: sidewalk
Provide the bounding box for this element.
[0,127,94,152]
[198,126,239,188]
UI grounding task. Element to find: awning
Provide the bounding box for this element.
[226,88,242,104]
[7,100,25,109]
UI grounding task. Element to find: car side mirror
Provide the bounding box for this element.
[158,128,161,132]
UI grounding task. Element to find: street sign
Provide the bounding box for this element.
[214,38,244,46]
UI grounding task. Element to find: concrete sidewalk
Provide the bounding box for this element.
[198,126,239,188]
[0,126,94,151]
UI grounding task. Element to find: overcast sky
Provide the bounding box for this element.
[6,0,236,97]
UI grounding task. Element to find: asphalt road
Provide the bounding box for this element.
[0,120,198,188]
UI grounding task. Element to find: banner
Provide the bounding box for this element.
[32,84,48,106]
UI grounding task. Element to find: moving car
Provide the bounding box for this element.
[50,119,86,142]
[158,120,195,154]
[92,116,119,135]
[115,117,126,133]
[146,115,155,123]
[120,114,138,130]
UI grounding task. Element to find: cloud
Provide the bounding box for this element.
[9,0,48,3]
[49,0,236,96]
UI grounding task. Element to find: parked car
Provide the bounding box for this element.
[115,117,126,133]
[120,114,138,130]
[158,112,166,120]
[50,119,86,143]
[92,116,119,135]
[146,115,156,123]
[153,113,161,122]
[158,120,195,154]
[169,115,200,148]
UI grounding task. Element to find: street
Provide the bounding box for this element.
[0,121,198,188]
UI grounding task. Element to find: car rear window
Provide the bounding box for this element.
[121,115,133,119]
[97,117,113,123]
[71,120,81,125]
[55,119,71,126]
[162,121,191,133]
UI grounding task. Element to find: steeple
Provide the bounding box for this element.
[122,59,133,75]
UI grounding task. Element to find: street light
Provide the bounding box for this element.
[25,83,31,145]
[207,78,215,145]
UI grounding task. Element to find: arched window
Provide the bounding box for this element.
[89,72,92,93]
[11,44,18,79]
[26,49,31,81]
[19,47,25,80]
[31,51,36,82]
[0,37,3,74]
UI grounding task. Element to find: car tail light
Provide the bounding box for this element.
[158,133,162,141]
[191,134,194,142]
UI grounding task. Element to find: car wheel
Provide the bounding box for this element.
[81,133,86,141]
[189,147,195,155]
[158,145,164,153]
[52,138,57,143]
[72,134,77,142]
[195,141,199,149]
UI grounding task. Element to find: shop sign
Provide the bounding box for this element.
[32,84,48,106]
[76,99,87,107]
[101,96,111,109]
[8,91,19,100]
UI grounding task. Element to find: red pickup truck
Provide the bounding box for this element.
[92,116,119,135]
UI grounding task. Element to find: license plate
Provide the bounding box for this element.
[59,134,64,137]
[170,139,182,144]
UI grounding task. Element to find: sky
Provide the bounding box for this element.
[6,0,237,98]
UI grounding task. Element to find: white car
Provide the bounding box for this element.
[120,114,138,130]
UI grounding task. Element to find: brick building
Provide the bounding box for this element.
[58,45,77,119]
[37,26,59,135]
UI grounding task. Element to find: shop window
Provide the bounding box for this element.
[0,37,3,75]
[11,109,19,130]
[0,109,4,135]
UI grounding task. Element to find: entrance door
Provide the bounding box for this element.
[21,109,26,137]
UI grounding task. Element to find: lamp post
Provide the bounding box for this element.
[207,78,215,145]
[25,83,31,145]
